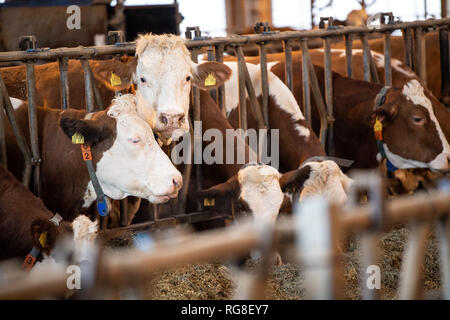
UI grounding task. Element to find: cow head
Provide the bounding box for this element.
[280,160,354,205]
[371,80,450,172]
[196,163,285,225]
[92,34,232,143]
[60,94,183,204]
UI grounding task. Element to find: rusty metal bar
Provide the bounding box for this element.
[415,27,428,86]
[80,58,95,112]
[58,57,70,110]
[258,42,270,127]
[323,36,335,156]
[214,44,226,116]
[235,46,248,133]
[25,61,41,196]
[384,32,392,86]
[403,28,413,68]
[361,34,372,82]
[345,34,353,78]
[283,39,294,92]
[300,40,328,146]
[301,40,312,124]
[0,75,32,186]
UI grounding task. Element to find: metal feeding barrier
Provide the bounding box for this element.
[0,170,448,299]
[0,16,450,235]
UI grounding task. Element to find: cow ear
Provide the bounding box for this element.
[194,175,240,205]
[30,219,58,255]
[191,61,232,90]
[60,115,113,146]
[280,166,312,194]
[89,57,137,91]
[371,103,399,125]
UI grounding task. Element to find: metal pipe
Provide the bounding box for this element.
[207,46,217,102]
[384,32,392,86]
[301,40,312,124]
[345,34,353,78]
[235,46,248,133]
[191,50,202,192]
[403,28,413,69]
[284,39,294,92]
[437,217,450,299]
[214,44,226,116]
[300,40,328,147]
[361,34,371,82]
[120,199,128,227]
[415,27,428,86]
[258,42,270,128]
[26,61,41,197]
[81,58,95,112]
[323,37,335,156]
[0,75,32,187]
[58,57,70,110]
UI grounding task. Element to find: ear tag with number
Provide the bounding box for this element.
[204,73,216,87]
[110,72,122,87]
[203,198,215,207]
[374,118,383,140]
[72,133,85,144]
[39,231,47,247]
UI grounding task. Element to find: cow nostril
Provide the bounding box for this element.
[160,115,168,126]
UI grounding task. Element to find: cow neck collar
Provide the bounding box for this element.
[373,86,398,174]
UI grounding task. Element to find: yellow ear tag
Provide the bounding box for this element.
[203,198,215,207]
[72,133,85,144]
[204,73,216,87]
[374,118,383,140]
[39,231,47,247]
[110,72,122,87]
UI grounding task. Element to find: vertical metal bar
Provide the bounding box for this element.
[0,75,32,187]
[439,26,450,100]
[58,57,70,110]
[177,118,194,214]
[214,44,227,116]
[300,40,328,147]
[235,46,248,133]
[345,34,353,78]
[384,32,392,86]
[361,34,372,82]
[81,58,95,112]
[360,233,380,300]
[399,222,431,300]
[323,37,335,156]
[235,46,266,131]
[259,42,270,128]
[403,28,413,69]
[119,199,128,227]
[191,50,202,192]
[207,46,217,102]
[437,217,450,299]
[301,39,312,125]
[284,39,294,92]
[415,27,428,86]
[0,95,6,166]
[26,61,41,196]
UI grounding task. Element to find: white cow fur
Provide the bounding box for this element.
[80,94,182,207]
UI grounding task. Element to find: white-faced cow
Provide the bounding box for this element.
[5,94,182,221]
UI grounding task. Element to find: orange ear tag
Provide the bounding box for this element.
[374,118,383,140]
[204,73,216,87]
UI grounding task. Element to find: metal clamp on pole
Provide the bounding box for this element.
[319,17,339,30]
[185,26,210,41]
[18,35,37,52]
[107,30,126,46]
[254,22,278,35]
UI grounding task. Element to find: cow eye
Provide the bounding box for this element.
[412,116,425,125]
[128,137,141,144]
[140,77,146,83]
[186,75,191,82]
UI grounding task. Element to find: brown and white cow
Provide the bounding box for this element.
[0,163,98,262]
[5,94,182,221]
